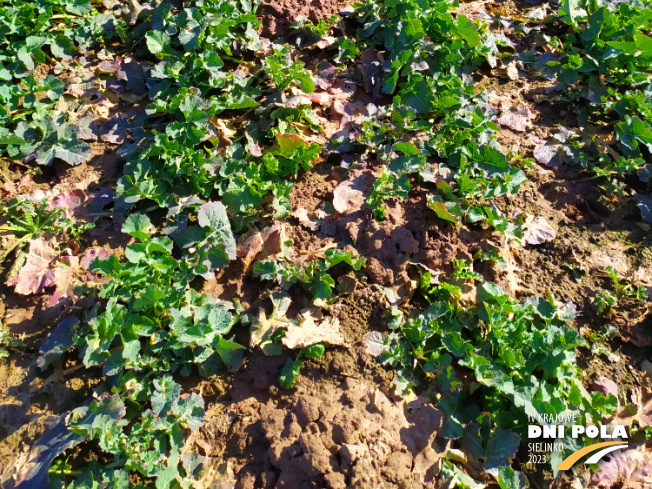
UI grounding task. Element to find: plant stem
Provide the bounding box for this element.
[0,234,30,264]
[221,54,254,66]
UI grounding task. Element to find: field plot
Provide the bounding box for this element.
[1,0,652,487]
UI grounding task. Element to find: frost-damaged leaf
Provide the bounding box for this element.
[634,192,652,224]
[282,311,349,349]
[363,331,388,357]
[71,115,99,141]
[522,216,556,245]
[358,49,384,97]
[533,141,578,167]
[313,36,337,49]
[116,59,148,95]
[48,255,80,306]
[591,443,652,488]
[85,188,114,220]
[101,114,129,144]
[495,108,534,132]
[250,291,293,350]
[38,318,78,369]
[236,229,264,268]
[51,189,85,216]
[427,196,462,225]
[198,201,237,260]
[614,385,652,428]
[237,221,289,270]
[50,248,109,306]
[292,207,320,231]
[7,238,57,295]
[11,414,86,489]
[593,377,619,398]
[333,171,372,214]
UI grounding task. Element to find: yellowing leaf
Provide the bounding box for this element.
[275,133,307,156]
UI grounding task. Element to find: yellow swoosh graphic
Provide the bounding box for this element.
[556,441,626,471]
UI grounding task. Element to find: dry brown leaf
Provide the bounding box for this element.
[236,230,264,269]
[282,311,349,350]
[503,244,524,296]
[314,36,337,49]
[522,215,556,245]
[237,221,289,269]
[363,331,388,357]
[249,292,293,349]
[291,207,320,231]
[332,171,371,214]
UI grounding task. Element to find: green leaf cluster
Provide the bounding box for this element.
[382,273,617,470]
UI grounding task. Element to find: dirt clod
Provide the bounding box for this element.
[257,0,351,41]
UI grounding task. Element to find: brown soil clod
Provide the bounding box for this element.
[257,0,352,41]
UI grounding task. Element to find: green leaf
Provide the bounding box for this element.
[151,375,181,418]
[393,142,420,155]
[66,0,91,15]
[302,343,325,359]
[197,201,237,260]
[297,74,315,93]
[279,356,302,389]
[146,31,171,55]
[559,0,586,25]
[456,15,481,48]
[477,282,508,304]
[122,214,152,241]
[0,134,26,145]
[439,393,468,439]
[466,206,486,224]
[528,297,556,320]
[214,336,245,370]
[497,466,530,489]
[155,461,179,489]
[35,126,92,166]
[399,79,434,114]
[486,429,521,471]
[172,393,205,430]
[634,33,652,55]
[428,196,461,225]
[125,243,147,263]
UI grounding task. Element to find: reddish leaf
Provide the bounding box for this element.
[51,189,86,216]
[592,444,652,488]
[80,248,110,270]
[522,215,556,245]
[7,238,58,295]
[48,255,80,306]
[593,377,619,398]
